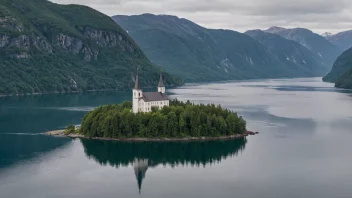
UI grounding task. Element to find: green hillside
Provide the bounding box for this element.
[323,47,352,89]
[323,48,352,83]
[0,0,182,95]
[113,14,328,82]
[335,69,352,89]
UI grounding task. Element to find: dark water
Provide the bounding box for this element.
[1,77,352,198]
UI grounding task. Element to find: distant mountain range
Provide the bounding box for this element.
[265,26,341,67]
[113,14,344,82]
[323,30,352,52]
[0,0,182,95]
[245,30,329,76]
[1,0,352,95]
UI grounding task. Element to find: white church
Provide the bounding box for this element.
[132,70,169,113]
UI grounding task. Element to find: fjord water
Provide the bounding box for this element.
[1,77,352,198]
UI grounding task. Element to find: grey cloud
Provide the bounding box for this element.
[50,0,352,33]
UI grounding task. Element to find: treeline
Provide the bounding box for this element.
[80,99,247,138]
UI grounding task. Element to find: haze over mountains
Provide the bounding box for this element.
[264,26,342,67]
[113,14,349,82]
[324,30,352,52]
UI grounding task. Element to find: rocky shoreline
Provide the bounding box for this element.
[43,130,258,142]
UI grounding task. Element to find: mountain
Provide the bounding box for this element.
[113,14,328,82]
[325,30,352,52]
[0,0,182,95]
[335,69,352,89]
[265,27,341,67]
[245,30,329,76]
[321,32,332,37]
[323,47,352,84]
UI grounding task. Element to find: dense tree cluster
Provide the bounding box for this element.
[80,100,247,138]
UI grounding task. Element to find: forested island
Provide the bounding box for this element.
[57,100,251,141]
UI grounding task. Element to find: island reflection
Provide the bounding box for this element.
[81,138,247,193]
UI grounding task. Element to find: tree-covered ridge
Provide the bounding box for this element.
[0,0,183,95]
[80,100,247,138]
[323,48,352,83]
[335,69,352,89]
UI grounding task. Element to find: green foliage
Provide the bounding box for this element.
[0,0,183,95]
[324,48,352,83]
[80,100,247,138]
[65,124,75,135]
[335,69,352,89]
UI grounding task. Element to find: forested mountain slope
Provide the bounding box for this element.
[0,0,182,95]
[324,48,352,89]
[113,14,329,82]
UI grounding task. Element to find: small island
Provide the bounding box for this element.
[46,99,257,141]
[45,71,257,141]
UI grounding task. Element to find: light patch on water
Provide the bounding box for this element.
[46,106,95,112]
[170,77,352,124]
[0,133,40,136]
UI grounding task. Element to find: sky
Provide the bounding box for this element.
[50,0,352,34]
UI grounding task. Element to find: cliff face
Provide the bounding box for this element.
[0,0,182,95]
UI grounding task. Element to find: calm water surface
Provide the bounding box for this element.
[1,77,352,198]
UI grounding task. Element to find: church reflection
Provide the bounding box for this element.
[81,138,247,193]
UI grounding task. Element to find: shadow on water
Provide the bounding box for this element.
[0,135,70,169]
[81,138,247,193]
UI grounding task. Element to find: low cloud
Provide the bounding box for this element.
[51,0,352,33]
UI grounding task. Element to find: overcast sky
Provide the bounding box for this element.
[51,0,352,34]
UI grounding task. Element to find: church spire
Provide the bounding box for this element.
[158,72,165,87]
[134,67,140,90]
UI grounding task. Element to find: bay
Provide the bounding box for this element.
[1,77,352,198]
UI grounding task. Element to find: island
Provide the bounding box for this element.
[44,71,257,141]
[45,99,258,141]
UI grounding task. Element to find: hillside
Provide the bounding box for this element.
[245,30,329,76]
[335,69,352,89]
[113,14,328,82]
[324,48,352,86]
[325,30,352,52]
[265,27,341,67]
[0,0,182,95]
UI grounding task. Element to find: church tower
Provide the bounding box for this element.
[133,68,142,113]
[157,72,165,94]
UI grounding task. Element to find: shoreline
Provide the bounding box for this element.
[43,130,258,142]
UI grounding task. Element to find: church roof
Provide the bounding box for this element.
[134,68,141,90]
[142,92,168,102]
[158,72,165,87]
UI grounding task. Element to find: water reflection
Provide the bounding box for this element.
[81,138,247,192]
[0,135,70,169]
